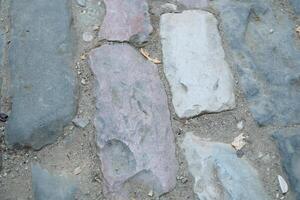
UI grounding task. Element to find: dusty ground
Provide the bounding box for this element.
[0,0,295,199]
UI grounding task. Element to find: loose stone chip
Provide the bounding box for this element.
[231,133,247,150]
[140,48,161,64]
[278,175,288,194]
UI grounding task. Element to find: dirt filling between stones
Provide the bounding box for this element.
[0,0,291,200]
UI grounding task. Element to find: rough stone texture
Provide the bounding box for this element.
[98,0,153,44]
[150,3,178,16]
[5,0,77,149]
[181,132,269,200]
[31,164,77,200]
[160,10,235,118]
[0,30,4,96]
[289,0,300,14]
[273,128,300,199]
[0,30,3,66]
[212,0,300,126]
[177,0,208,9]
[89,44,177,199]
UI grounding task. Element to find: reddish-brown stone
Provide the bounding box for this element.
[99,0,153,43]
[89,44,177,199]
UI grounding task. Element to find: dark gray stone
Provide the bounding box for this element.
[212,0,300,126]
[5,0,77,149]
[289,0,300,14]
[273,128,300,199]
[31,164,77,200]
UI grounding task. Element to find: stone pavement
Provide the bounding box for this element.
[0,0,300,199]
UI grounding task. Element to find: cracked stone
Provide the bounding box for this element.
[5,0,77,149]
[31,164,77,200]
[273,128,300,199]
[98,0,153,43]
[212,0,300,126]
[160,10,235,118]
[89,44,178,199]
[181,132,269,200]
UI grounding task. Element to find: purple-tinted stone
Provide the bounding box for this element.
[98,0,153,43]
[177,0,208,8]
[89,44,178,199]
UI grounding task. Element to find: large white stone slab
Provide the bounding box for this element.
[181,132,269,200]
[160,10,235,118]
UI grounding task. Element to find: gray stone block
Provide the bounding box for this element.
[273,128,300,199]
[181,132,269,200]
[31,164,77,200]
[212,0,300,126]
[5,0,77,149]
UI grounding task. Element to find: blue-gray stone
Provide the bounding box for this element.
[273,128,300,199]
[212,0,300,126]
[5,0,77,149]
[289,0,300,14]
[31,164,77,200]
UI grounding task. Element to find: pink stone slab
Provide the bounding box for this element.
[99,0,153,42]
[89,44,177,199]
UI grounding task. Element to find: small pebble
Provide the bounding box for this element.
[76,0,86,7]
[74,167,82,175]
[82,32,93,42]
[237,120,245,130]
[72,117,89,128]
[148,190,154,197]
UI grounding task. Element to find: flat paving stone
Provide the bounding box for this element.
[212,0,300,126]
[273,128,300,199]
[5,0,77,149]
[89,44,177,199]
[181,132,269,200]
[98,0,153,44]
[31,164,77,200]
[160,10,235,118]
[177,0,208,8]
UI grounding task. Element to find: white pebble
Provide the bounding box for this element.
[82,32,93,42]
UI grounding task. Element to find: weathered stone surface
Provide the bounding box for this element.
[177,0,208,9]
[289,0,300,14]
[273,128,300,199]
[212,0,300,126]
[160,10,235,118]
[89,44,177,199]
[31,164,77,200]
[0,30,3,66]
[98,0,153,44]
[181,132,269,200]
[5,0,77,149]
